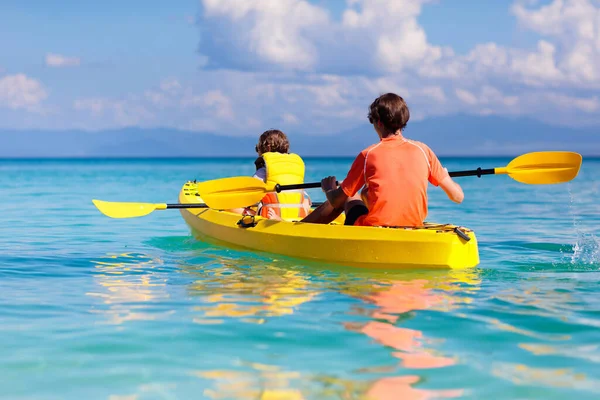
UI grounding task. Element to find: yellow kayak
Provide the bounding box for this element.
[179,181,479,270]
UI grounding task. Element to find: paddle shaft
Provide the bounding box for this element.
[449,168,496,178]
[164,202,324,209]
[274,167,497,191]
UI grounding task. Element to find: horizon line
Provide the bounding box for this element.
[1,153,598,160]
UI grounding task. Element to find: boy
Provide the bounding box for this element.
[302,93,463,227]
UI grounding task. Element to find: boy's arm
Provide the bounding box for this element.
[439,171,464,203]
[322,177,348,209]
[322,150,367,208]
[425,145,464,204]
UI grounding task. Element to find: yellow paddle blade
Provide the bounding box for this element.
[195,176,274,209]
[92,199,167,219]
[496,151,582,184]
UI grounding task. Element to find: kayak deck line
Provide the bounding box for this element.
[235,213,472,241]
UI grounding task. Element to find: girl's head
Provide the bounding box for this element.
[256,129,290,155]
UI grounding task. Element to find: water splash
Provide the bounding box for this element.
[567,184,600,266]
[571,233,600,266]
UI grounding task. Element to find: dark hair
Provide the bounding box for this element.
[256,129,289,154]
[368,93,410,134]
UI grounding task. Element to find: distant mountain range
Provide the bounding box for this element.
[1,114,598,157]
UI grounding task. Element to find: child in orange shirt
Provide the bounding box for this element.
[302,93,464,227]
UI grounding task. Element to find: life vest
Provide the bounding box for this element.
[258,152,308,220]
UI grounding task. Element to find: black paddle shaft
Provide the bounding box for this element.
[167,202,324,209]
[275,181,334,191]
[275,167,497,192]
[166,203,208,209]
[449,168,496,178]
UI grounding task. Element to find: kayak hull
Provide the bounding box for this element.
[179,182,480,270]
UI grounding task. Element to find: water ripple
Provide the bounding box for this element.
[1,158,600,399]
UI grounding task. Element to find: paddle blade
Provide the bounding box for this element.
[502,151,582,184]
[196,176,271,209]
[92,199,166,219]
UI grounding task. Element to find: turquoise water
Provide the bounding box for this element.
[1,156,599,399]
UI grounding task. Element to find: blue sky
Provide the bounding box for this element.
[1,0,599,138]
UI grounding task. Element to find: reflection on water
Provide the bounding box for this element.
[183,254,482,399]
[87,252,173,325]
[194,363,304,400]
[520,343,600,362]
[83,247,598,398]
[365,376,464,400]
[341,269,481,399]
[482,278,599,394]
[185,260,320,325]
[474,283,579,342]
[492,362,599,392]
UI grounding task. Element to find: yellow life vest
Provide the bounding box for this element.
[259,152,308,220]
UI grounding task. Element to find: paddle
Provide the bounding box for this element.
[92,150,581,218]
[196,151,582,209]
[91,199,325,219]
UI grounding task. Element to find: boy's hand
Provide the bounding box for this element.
[321,176,338,192]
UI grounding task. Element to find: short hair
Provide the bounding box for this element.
[368,93,410,133]
[256,129,290,154]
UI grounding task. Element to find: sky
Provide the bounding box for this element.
[1,0,600,139]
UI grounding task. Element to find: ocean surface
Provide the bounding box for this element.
[1,156,599,400]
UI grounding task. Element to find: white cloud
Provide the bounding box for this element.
[511,0,600,85]
[73,80,240,131]
[282,112,299,124]
[455,86,520,110]
[179,92,204,108]
[201,90,234,119]
[74,98,106,116]
[511,40,564,85]
[159,78,181,93]
[74,97,153,127]
[6,1,600,133]
[45,53,81,68]
[180,88,234,119]
[362,77,410,98]
[308,84,348,107]
[546,92,599,113]
[201,0,329,70]
[112,103,154,126]
[466,40,564,87]
[460,0,600,90]
[481,86,520,107]
[343,0,444,73]
[13,66,598,133]
[144,90,171,107]
[199,0,450,75]
[197,0,600,90]
[455,89,478,105]
[245,117,262,129]
[467,43,508,73]
[144,79,183,107]
[420,86,446,103]
[0,74,48,111]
